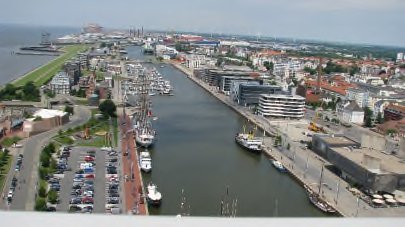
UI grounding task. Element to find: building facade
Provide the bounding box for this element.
[346,88,369,108]
[50,72,71,94]
[384,103,405,121]
[312,134,405,192]
[258,94,305,118]
[231,82,282,106]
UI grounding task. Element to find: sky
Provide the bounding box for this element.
[0,0,404,47]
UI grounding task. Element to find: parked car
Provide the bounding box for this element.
[84,156,95,162]
[75,169,84,174]
[85,174,95,179]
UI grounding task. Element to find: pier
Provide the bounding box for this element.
[171,62,405,217]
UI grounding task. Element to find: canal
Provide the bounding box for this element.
[126,46,325,217]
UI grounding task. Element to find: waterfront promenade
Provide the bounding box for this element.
[171,62,405,217]
[119,113,147,215]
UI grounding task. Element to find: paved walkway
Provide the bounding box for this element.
[119,113,147,215]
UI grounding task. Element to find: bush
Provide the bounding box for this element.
[48,189,58,204]
[39,166,49,180]
[34,197,47,211]
[38,185,47,198]
[40,152,50,168]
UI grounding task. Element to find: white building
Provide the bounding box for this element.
[339,101,364,124]
[346,88,369,108]
[397,52,404,62]
[258,94,305,119]
[50,72,70,94]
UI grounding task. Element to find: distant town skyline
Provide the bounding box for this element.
[1,0,404,47]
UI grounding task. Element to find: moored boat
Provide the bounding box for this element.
[304,185,336,214]
[139,151,152,172]
[146,182,162,206]
[271,160,287,172]
[235,133,263,152]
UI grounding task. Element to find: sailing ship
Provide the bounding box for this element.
[177,189,191,217]
[305,165,336,214]
[219,187,237,217]
[235,125,263,152]
[132,71,156,148]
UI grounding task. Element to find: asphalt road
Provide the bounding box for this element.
[1,105,91,211]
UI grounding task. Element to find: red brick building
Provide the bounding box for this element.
[384,103,405,121]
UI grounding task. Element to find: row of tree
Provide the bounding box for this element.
[35,143,58,211]
[0,82,40,102]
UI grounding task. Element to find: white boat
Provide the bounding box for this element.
[235,133,263,152]
[271,160,287,172]
[135,130,155,147]
[139,151,152,172]
[235,124,263,152]
[146,182,162,206]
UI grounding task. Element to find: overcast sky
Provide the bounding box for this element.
[1,0,404,47]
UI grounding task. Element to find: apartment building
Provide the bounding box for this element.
[258,94,305,119]
[50,72,71,94]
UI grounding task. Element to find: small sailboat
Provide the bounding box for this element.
[177,189,191,217]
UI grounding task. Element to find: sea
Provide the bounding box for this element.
[0,23,79,84]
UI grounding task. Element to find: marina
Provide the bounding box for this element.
[122,46,325,217]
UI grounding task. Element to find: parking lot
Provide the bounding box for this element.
[54,146,122,214]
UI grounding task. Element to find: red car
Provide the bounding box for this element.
[82,197,94,204]
[84,156,95,162]
[85,174,95,179]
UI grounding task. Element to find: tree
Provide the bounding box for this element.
[35,197,47,211]
[363,107,373,128]
[263,61,274,71]
[64,105,74,115]
[99,99,117,118]
[48,190,58,204]
[38,185,47,198]
[386,128,397,135]
[376,112,384,124]
[304,66,317,75]
[38,166,49,180]
[22,81,40,101]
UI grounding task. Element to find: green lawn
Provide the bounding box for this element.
[0,155,13,192]
[112,117,118,147]
[77,136,107,147]
[1,136,22,148]
[13,45,88,87]
[53,136,74,145]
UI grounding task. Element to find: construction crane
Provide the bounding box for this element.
[308,58,325,133]
[308,104,325,133]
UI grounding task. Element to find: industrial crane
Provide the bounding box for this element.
[308,57,325,133]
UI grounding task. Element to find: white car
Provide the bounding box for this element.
[7,190,13,199]
[101,147,112,151]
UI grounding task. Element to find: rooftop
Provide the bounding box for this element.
[30,109,67,120]
[261,94,305,100]
[331,146,405,174]
[323,136,359,147]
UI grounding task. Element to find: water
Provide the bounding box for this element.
[127,46,326,217]
[0,24,79,84]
